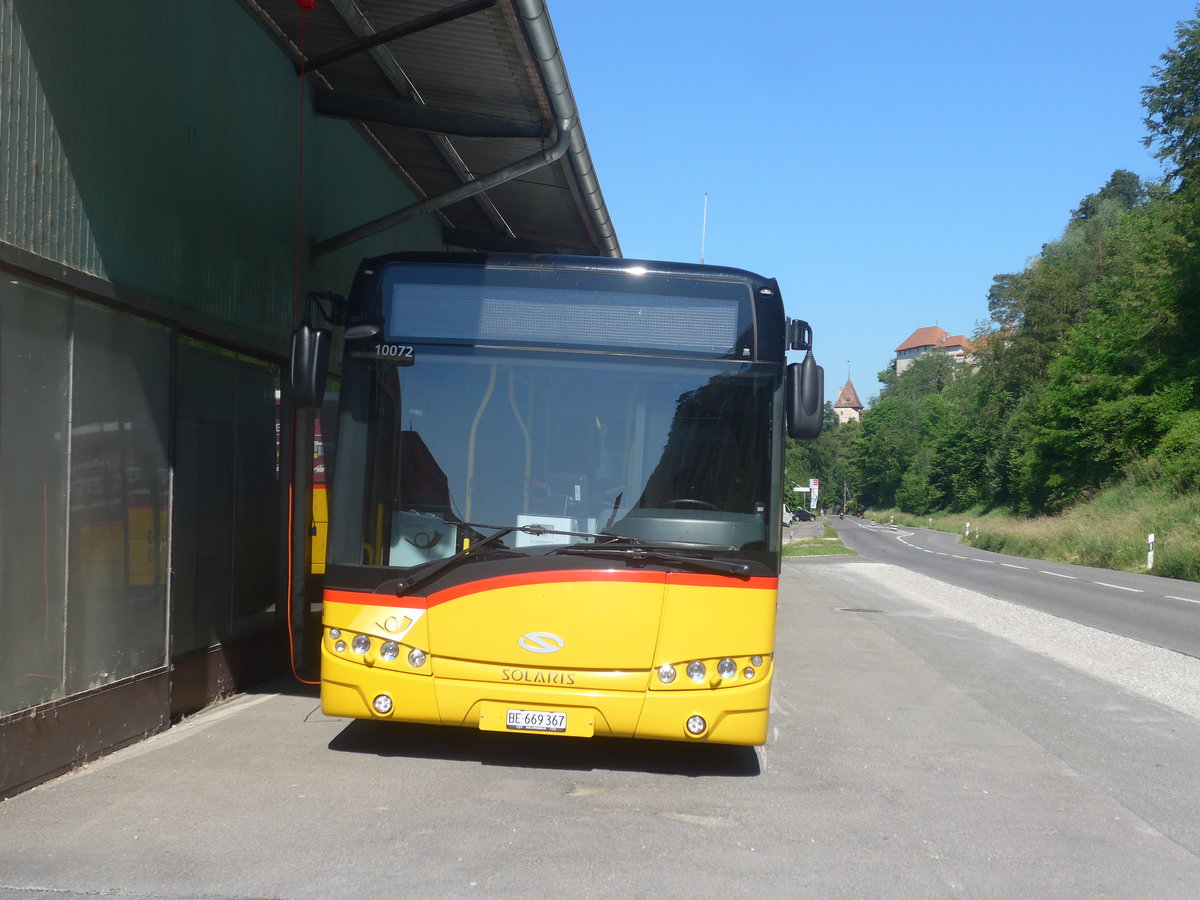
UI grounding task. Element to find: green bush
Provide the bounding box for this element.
[1151,411,1200,493]
[874,481,1200,583]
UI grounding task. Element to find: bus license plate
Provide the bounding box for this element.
[506,708,567,733]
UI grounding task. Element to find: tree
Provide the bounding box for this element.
[875,361,897,391]
[1010,192,1194,511]
[895,446,942,514]
[822,400,837,433]
[1071,170,1149,222]
[1142,6,1200,180]
[852,397,912,508]
[850,353,963,510]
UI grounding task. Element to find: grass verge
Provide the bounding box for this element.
[866,480,1200,582]
[782,521,858,558]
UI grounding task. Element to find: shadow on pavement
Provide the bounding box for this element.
[328,719,760,778]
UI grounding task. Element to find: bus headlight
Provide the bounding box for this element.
[716,658,737,679]
[380,641,400,662]
[686,661,706,683]
[743,667,756,680]
[352,635,371,655]
[751,655,763,667]
[334,640,346,653]
[372,694,393,715]
[657,664,677,684]
[408,648,427,668]
[686,715,707,735]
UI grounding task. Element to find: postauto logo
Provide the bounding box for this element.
[518,632,564,654]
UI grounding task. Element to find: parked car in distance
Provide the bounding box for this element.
[783,505,816,524]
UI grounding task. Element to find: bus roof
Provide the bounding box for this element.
[356,251,782,295]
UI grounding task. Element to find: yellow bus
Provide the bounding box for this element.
[291,253,824,745]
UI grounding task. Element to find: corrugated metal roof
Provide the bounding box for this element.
[238,0,619,257]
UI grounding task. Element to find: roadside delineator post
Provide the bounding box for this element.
[1148,533,1155,570]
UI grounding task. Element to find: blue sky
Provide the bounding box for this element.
[551,1,1196,405]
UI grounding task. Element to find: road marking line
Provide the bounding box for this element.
[1040,571,1077,579]
[1093,582,1143,593]
[1166,595,1200,605]
[951,554,969,559]
[1001,563,1029,569]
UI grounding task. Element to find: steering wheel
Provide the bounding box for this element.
[661,498,719,511]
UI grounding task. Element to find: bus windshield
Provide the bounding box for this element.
[327,347,776,568]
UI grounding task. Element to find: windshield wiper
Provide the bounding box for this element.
[394,525,517,596]
[393,520,748,594]
[393,521,610,595]
[551,545,752,578]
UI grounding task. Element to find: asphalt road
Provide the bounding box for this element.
[833,517,1200,658]
[2,554,1199,898]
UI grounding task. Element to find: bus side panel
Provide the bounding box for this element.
[309,484,328,575]
[320,597,439,722]
[636,680,773,745]
[653,575,778,662]
[634,575,778,745]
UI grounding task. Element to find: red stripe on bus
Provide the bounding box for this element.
[325,588,433,610]
[324,570,777,610]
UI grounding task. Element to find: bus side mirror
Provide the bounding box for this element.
[289,321,332,409]
[786,351,824,440]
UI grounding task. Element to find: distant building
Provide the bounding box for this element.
[833,378,864,424]
[894,326,974,374]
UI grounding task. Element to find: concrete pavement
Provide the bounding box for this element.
[4,554,1200,898]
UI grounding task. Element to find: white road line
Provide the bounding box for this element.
[896,545,1188,601]
[1092,582,1143,593]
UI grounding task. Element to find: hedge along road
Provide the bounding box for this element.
[1,558,1199,897]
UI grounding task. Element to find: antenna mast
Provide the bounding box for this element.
[700,193,708,264]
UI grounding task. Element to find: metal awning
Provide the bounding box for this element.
[238,0,620,257]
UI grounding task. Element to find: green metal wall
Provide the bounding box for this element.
[0,0,445,796]
[1,0,441,348]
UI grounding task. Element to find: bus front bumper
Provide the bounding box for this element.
[320,651,772,746]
